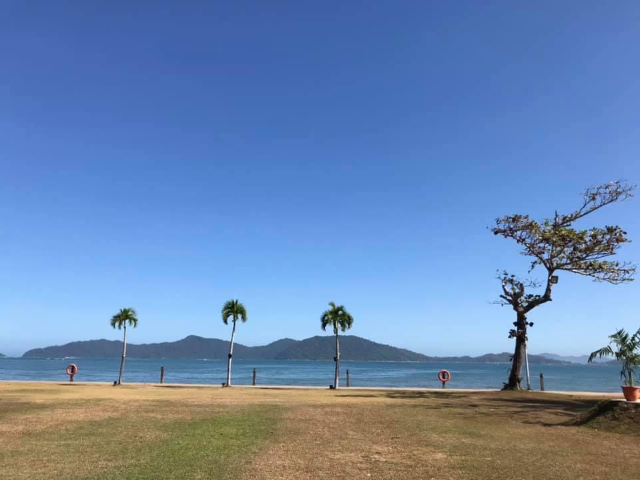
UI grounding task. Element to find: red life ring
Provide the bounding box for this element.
[437,369,451,383]
[66,364,78,376]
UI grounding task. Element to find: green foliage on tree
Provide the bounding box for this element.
[110,308,138,330]
[222,299,248,326]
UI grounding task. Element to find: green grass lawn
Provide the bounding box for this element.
[0,383,638,479]
[1,396,277,480]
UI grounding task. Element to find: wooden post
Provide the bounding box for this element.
[346,369,350,387]
[252,368,257,386]
[442,380,446,389]
[540,373,545,391]
[160,366,165,384]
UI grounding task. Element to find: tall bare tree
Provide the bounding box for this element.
[492,181,636,389]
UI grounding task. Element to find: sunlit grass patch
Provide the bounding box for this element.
[1,399,279,480]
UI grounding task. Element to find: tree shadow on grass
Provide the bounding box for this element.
[382,390,596,408]
[337,391,461,400]
[488,396,599,426]
[335,394,379,398]
[153,385,215,389]
[385,391,462,400]
[0,400,50,419]
[339,391,601,427]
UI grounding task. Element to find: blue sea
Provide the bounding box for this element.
[0,357,624,392]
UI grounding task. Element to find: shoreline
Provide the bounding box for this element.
[3,356,596,365]
[0,380,623,398]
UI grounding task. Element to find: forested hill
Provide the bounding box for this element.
[21,335,427,361]
[22,335,568,364]
[276,336,428,361]
[22,336,296,360]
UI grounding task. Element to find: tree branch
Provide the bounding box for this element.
[560,181,635,226]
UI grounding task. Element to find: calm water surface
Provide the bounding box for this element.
[0,357,623,392]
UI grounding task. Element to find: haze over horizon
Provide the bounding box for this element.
[2,2,639,358]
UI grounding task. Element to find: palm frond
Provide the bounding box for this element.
[221,299,247,325]
[320,313,332,332]
[588,346,613,363]
[109,307,138,329]
[320,302,354,334]
[320,304,334,332]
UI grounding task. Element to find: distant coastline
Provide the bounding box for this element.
[21,335,572,364]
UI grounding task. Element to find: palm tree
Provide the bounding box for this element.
[221,299,248,387]
[589,327,640,386]
[321,302,354,389]
[110,308,138,385]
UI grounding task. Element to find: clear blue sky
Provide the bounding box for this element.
[1,1,639,357]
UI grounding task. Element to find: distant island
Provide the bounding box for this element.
[23,335,569,364]
[0,353,5,358]
[538,353,616,364]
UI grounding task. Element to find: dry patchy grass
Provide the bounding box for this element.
[0,383,638,479]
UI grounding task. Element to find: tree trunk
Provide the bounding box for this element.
[505,312,527,390]
[226,320,236,387]
[118,325,127,385]
[334,331,340,389]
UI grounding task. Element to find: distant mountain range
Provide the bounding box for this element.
[0,353,5,358]
[539,353,592,364]
[22,335,570,364]
[538,353,617,365]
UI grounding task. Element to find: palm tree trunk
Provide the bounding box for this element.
[226,320,237,387]
[505,312,526,390]
[118,325,127,385]
[334,331,340,389]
